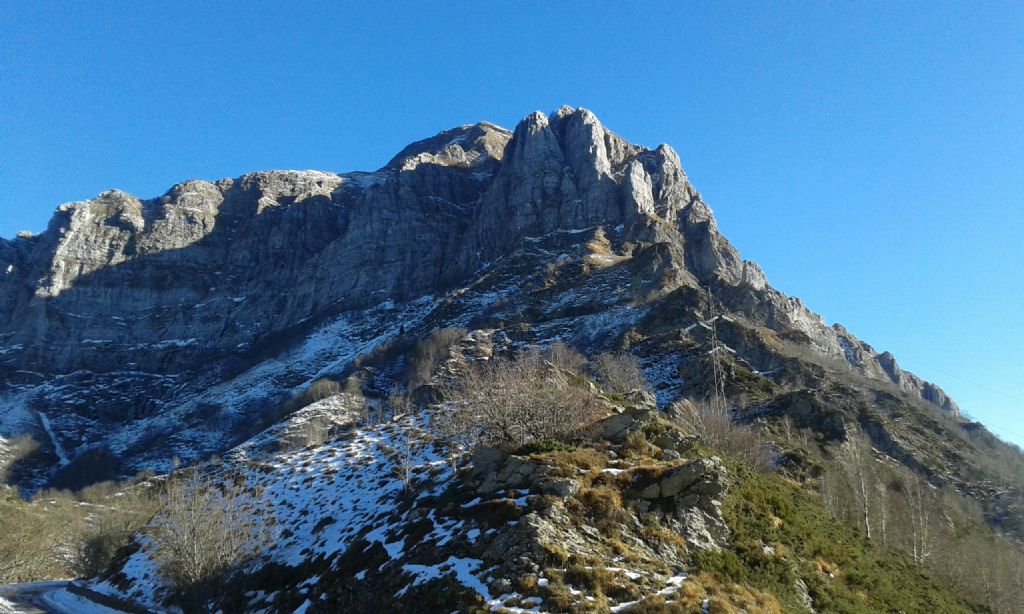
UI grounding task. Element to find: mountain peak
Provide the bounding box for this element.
[0,108,966,497]
[383,121,511,171]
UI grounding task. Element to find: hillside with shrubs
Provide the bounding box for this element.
[4,336,1022,613]
[1,108,1022,612]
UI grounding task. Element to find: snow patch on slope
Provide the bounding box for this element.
[91,415,477,611]
[36,411,69,466]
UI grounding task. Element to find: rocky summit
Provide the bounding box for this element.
[1,107,1021,613]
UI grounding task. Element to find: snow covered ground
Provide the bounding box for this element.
[87,398,704,613]
[0,581,128,614]
[90,414,465,610]
[0,294,443,486]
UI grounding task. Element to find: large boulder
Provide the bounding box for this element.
[470,448,552,495]
[600,406,655,443]
[638,457,726,500]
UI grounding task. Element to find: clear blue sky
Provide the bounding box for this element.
[2,2,1022,446]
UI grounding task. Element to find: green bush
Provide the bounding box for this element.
[621,429,651,458]
[517,439,575,455]
[712,464,979,613]
[694,549,748,583]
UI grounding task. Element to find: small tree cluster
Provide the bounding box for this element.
[816,429,1024,611]
[822,435,944,556]
[0,478,159,583]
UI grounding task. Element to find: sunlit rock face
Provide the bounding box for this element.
[0,107,957,491]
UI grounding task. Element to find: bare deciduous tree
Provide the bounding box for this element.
[592,352,649,394]
[903,477,934,565]
[383,423,430,493]
[435,349,603,454]
[875,477,890,547]
[821,466,844,520]
[544,341,587,375]
[839,433,875,540]
[144,470,272,601]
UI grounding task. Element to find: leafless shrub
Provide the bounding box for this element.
[343,374,362,396]
[593,352,649,394]
[0,478,159,583]
[545,341,587,375]
[435,349,603,454]
[406,327,468,389]
[0,489,82,582]
[678,400,773,471]
[342,374,370,422]
[295,377,342,409]
[585,226,612,255]
[622,430,653,458]
[0,434,40,482]
[144,470,272,602]
[352,337,405,369]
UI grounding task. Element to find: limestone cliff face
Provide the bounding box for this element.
[1,108,726,375]
[0,126,506,374]
[0,107,959,486]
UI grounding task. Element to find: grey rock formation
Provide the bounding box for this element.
[631,456,730,551]
[600,407,655,444]
[0,106,961,489]
[535,478,581,499]
[637,457,727,500]
[472,453,551,495]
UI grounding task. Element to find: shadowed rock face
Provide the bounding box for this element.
[0,107,958,487]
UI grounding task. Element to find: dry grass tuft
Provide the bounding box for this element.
[577,486,625,521]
